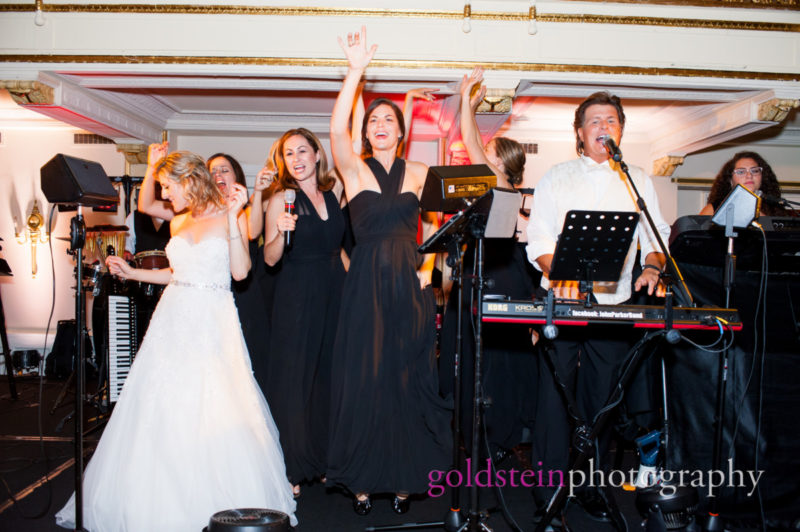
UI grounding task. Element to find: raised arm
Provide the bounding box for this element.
[246,163,276,240]
[226,183,252,280]
[137,142,175,221]
[458,67,510,186]
[331,26,377,197]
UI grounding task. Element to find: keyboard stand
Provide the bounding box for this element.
[534,328,666,532]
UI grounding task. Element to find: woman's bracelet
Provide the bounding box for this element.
[228,232,241,241]
[642,263,662,274]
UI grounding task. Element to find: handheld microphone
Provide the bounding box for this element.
[284,189,296,248]
[601,134,623,162]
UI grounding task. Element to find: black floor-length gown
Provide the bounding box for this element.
[233,239,275,394]
[265,188,346,485]
[327,157,452,495]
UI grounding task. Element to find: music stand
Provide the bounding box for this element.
[549,210,639,309]
[369,189,516,532]
[41,153,118,532]
[703,184,760,532]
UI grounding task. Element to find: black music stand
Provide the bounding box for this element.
[368,188,516,532]
[703,185,760,532]
[41,153,118,532]
[549,210,639,309]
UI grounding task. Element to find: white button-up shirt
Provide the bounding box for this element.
[526,155,671,305]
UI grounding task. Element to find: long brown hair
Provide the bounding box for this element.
[274,128,335,192]
[154,151,225,212]
[361,98,405,158]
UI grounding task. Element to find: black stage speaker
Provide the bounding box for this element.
[40,154,119,207]
[420,164,496,213]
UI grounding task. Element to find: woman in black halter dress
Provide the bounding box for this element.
[326,27,452,516]
[263,128,346,497]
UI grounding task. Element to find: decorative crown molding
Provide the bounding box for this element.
[0,4,797,31]
[1,55,799,82]
[757,98,800,121]
[0,80,54,105]
[652,155,685,177]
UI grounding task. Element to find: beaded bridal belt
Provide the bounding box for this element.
[169,279,230,291]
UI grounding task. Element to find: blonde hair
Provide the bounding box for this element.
[154,151,225,212]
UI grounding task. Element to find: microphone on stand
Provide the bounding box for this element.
[601,134,623,162]
[284,189,296,248]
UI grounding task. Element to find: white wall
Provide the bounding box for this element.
[0,126,126,363]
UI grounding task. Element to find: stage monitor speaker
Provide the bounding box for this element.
[420,164,497,213]
[41,154,119,207]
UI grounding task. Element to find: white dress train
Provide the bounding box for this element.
[56,235,297,531]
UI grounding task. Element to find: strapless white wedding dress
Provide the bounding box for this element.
[56,235,297,531]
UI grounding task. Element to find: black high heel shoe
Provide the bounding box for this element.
[353,495,372,516]
[391,495,410,514]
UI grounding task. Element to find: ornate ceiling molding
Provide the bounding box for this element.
[1,55,798,82]
[569,0,798,10]
[0,80,54,105]
[757,98,800,121]
[0,4,797,32]
[652,155,685,177]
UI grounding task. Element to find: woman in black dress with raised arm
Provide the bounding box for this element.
[326,26,452,516]
[263,128,346,498]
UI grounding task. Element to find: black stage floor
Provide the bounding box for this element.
[0,375,783,532]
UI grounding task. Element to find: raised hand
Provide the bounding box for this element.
[226,183,249,216]
[337,26,378,71]
[147,141,169,166]
[407,87,439,102]
[460,67,486,111]
[254,166,275,193]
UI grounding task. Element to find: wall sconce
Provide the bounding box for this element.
[462,2,472,33]
[15,200,49,277]
[528,1,538,35]
[34,0,45,26]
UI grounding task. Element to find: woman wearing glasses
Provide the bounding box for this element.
[700,151,792,216]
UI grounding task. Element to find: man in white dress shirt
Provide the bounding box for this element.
[525,91,671,521]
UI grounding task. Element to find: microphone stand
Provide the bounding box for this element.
[609,147,694,310]
[703,202,741,532]
[70,207,89,532]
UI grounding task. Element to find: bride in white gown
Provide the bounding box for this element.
[56,148,297,531]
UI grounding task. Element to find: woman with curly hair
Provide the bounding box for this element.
[700,151,792,217]
[58,148,297,531]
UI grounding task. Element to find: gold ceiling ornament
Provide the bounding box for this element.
[0,4,797,30]
[0,80,54,105]
[757,98,800,121]
[1,54,798,82]
[652,155,685,177]
[477,88,514,114]
[116,143,148,165]
[14,200,50,278]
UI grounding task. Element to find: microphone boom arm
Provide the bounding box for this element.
[616,158,695,308]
